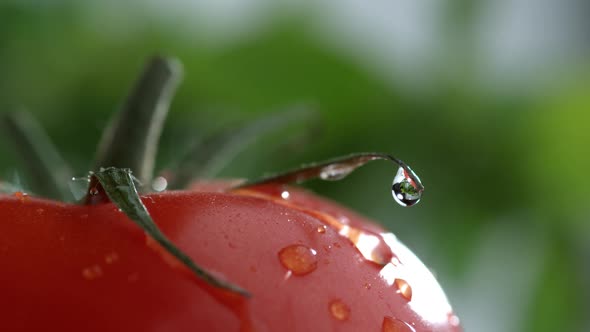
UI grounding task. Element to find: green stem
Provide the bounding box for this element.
[235,152,424,193]
[93,56,183,187]
[0,111,72,199]
[91,167,250,297]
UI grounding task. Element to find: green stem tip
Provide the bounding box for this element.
[89,167,250,297]
[0,110,72,200]
[93,56,183,187]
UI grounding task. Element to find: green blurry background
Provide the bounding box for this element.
[1,1,589,331]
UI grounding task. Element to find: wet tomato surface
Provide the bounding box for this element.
[0,183,461,332]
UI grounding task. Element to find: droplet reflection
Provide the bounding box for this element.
[392,166,423,207]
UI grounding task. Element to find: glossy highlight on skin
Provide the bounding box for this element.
[232,183,460,331]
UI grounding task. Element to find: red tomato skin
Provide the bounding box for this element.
[0,186,461,332]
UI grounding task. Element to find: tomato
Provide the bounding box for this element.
[0,182,460,332]
[0,56,461,331]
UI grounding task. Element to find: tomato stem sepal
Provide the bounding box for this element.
[87,167,251,297]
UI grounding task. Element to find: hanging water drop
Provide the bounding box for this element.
[237,152,425,207]
[392,166,423,207]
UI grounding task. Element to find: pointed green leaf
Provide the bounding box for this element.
[167,104,315,189]
[94,56,183,186]
[0,111,72,200]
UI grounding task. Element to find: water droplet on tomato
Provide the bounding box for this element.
[317,225,327,234]
[320,164,354,181]
[151,176,168,192]
[394,278,413,301]
[13,191,29,202]
[329,299,351,321]
[105,252,119,264]
[278,244,318,276]
[69,176,90,200]
[89,187,99,195]
[280,190,290,199]
[382,317,416,332]
[392,166,423,207]
[339,226,394,265]
[82,265,103,280]
[447,312,461,327]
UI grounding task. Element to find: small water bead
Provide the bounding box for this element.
[105,252,119,264]
[317,225,327,234]
[82,265,103,280]
[329,299,351,321]
[392,166,423,207]
[278,244,318,276]
[382,317,416,332]
[13,191,29,202]
[393,278,413,301]
[151,176,168,192]
[447,312,461,327]
[280,190,290,199]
